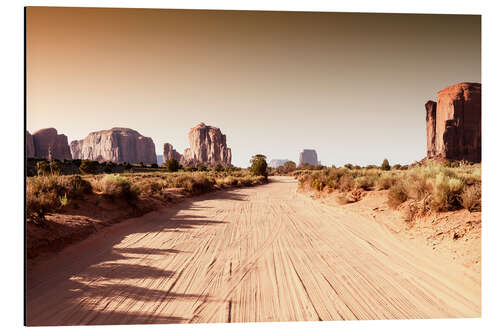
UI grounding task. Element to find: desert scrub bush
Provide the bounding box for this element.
[459,183,481,212]
[387,180,409,208]
[80,160,99,174]
[354,175,376,190]
[36,160,51,176]
[197,165,208,172]
[429,173,464,211]
[377,173,396,190]
[165,158,181,172]
[338,174,354,192]
[98,174,139,200]
[336,189,364,205]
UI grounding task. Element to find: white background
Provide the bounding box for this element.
[1,0,499,332]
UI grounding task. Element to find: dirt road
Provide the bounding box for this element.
[26,177,480,325]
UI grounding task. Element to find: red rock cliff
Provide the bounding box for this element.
[180,123,232,167]
[426,82,481,162]
[32,128,72,160]
[70,128,156,164]
[163,143,182,163]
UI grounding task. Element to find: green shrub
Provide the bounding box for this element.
[381,158,390,171]
[36,160,51,176]
[80,160,98,174]
[99,174,139,200]
[430,174,464,211]
[165,158,181,172]
[250,154,268,179]
[214,164,224,172]
[284,161,297,173]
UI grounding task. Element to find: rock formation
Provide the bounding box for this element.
[163,143,182,163]
[31,128,72,160]
[179,123,232,167]
[70,128,156,164]
[26,131,35,158]
[299,149,318,166]
[426,82,481,162]
[269,159,290,168]
[425,100,437,157]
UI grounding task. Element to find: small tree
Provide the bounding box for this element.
[283,161,297,173]
[250,154,268,179]
[165,158,180,172]
[381,158,390,171]
[197,165,207,172]
[214,164,224,172]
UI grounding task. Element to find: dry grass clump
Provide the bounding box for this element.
[459,183,481,212]
[387,180,409,208]
[377,173,396,190]
[336,188,364,205]
[96,174,139,200]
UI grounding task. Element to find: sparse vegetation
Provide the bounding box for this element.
[298,161,481,212]
[26,169,266,225]
[26,175,92,224]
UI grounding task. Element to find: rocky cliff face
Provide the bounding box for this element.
[425,100,437,157]
[299,149,318,166]
[179,123,232,167]
[26,131,35,158]
[70,128,157,164]
[426,82,481,162]
[163,143,182,162]
[31,128,72,160]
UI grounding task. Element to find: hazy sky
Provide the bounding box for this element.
[26,7,481,167]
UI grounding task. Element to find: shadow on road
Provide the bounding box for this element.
[26,188,248,326]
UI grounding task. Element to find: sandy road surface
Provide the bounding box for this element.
[26,177,480,325]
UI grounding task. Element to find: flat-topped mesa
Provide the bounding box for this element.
[299,149,318,166]
[426,82,481,162]
[31,128,72,160]
[70,127,156,164]
[269,159,291,168]
[163,143,182,162]
[180,123,232,167]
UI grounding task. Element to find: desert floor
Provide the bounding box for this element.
[26,177,480,325]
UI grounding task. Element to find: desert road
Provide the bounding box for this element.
[26,177,480,326]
